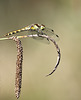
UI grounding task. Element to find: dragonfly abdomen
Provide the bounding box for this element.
[4,29,24,36]
[4,26,30,36]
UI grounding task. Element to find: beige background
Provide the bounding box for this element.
[0,0,81,100]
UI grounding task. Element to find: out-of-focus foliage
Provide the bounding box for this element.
[0,0,81,100]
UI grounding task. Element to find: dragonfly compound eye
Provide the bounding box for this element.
[42,28,45,30]
[51,29,54,32]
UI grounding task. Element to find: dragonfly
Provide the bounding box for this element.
[3,24,60,76]
[4,24,59,42]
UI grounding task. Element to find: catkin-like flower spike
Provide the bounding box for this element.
[12,36,23,99]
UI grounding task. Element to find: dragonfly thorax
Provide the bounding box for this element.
[30,24,45,31]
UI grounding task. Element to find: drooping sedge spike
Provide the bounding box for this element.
[12,36,23,99]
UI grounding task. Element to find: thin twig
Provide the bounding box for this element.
[27,34,61,76]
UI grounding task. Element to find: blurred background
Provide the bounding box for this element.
[0,0,81,100]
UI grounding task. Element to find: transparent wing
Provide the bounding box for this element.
[27,30,50,44]
[41,28,59,41]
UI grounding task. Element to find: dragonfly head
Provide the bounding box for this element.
[40,24,46,30]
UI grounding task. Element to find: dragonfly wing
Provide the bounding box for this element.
[41,28,59,41]
[26,30,50,44]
